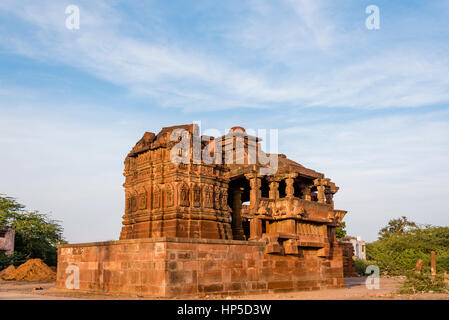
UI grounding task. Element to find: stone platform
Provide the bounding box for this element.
[56,237,345,298]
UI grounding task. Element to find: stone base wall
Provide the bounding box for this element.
[56,238,345,297]
[338,241,358,277]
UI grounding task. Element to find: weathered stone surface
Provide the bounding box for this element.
[431,251,437,276]
[337,240,358,277]
[56,238,345,297]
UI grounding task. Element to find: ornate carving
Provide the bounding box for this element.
[301,185,312,201]
[285,178,295,197]
[204,185,213,208]
[165,184,174,207]
[180,183,190,207]
[334,210,347,223]
[316,185,326,203]
[269,181,279,200]
[125,193,132,214]
[153,185,160,209]
[221,188,228,210]
[130,191,138,212]
[192,184,201,207]
[325,191,334,206]
[138,188,147,210]
[214,186,221,209]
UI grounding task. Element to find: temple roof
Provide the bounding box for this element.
[127,124,325,180]
[127,124,194,157]
[276,154,324,179]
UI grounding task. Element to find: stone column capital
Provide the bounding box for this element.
[286,173,298,179]
[244,172,260,180]
[266,176,282,183]
[314,178,330,187]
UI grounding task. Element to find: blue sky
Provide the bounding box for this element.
[1,0,449,243]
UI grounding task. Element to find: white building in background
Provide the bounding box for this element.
[347,236,366,260]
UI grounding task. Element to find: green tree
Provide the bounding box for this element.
[378,216,417,240]
[366,219,449,275]
[0,194,65,266]
[336,221,347,239]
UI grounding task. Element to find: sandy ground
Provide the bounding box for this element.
[1,277,449,300]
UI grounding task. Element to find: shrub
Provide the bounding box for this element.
[366,225,449,276]
[0,251,27,270]
[353,258,378,276]
[397,271,448,294]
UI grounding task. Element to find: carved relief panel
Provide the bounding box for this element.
[204,185,213,208]
[192,184,201,207]
[214,186,221,210]
[125,193,132,214]
[221,188,228,210]
[131,191,138,212]
[153,185,160,209]
[180,183,190,207]
[165,183,174,207]
[138,187,147,210]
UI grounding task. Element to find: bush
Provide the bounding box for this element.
[0,251,27,270]
[397,271,449,294]
[353,258,378,276]
[366,226,449,276]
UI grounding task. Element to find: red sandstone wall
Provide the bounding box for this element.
[56,238,344,297]
[337,241,357,277]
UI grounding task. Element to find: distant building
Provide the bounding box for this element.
[342,236,366,260]
[0,227,15,256]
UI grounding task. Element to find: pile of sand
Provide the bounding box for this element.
[0,265,16,281]
[2,259,56,281]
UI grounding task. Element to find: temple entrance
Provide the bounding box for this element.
[227,176,250,240]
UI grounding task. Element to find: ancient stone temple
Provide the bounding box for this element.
[56,124,348,297]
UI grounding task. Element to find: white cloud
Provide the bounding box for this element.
[1,1,449,110]
[286,0,336,50]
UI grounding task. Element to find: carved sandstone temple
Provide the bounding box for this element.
[56,124,347,297]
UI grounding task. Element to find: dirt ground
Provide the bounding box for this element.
[1,277,449,300]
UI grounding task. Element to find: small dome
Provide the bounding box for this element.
[229,126,246,134]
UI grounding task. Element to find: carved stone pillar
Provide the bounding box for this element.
[231,187,245,240]
[325,191,334,207]
[302,185,312,201]
[245,174,261,213]
[285,176,295,198]
[326,183,338,208]
[285,174,297,215]
[268,180,279,200]
[249,217,262,240]
[314,178,329,204]
[317,185,326,204]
